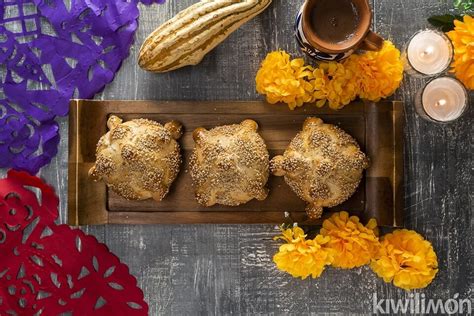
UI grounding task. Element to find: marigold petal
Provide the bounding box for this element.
[273,226,334,279]
[447,15,474,89]
[370,229,438,290]
[320,212,380,269]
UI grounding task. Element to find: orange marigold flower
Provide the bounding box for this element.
[370,229,438,290]
[320,211,379,269]
[344,41,403,102]
[256,41,403,110]
[273,226,334,279]
[255,51,315,110]
[311,62,359,110]
[447,15,474,89]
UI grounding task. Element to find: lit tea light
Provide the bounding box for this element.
[435,98,447,107]
[404,30,453,76]
[420,45,434,57]
[415,77,468,122]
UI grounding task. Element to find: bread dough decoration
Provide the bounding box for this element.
[89,115,183,201]
[270,117,369,219]
[189,119,269,206]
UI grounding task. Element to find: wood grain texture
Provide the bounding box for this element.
[68,100,404,226]
[1,0,472,314]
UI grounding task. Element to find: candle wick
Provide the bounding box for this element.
[422,46,434,57]
[435,99,447,107]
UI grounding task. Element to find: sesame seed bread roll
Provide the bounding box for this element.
[270,117,369,219]
[89,115,183,201]
[189,119,269,207]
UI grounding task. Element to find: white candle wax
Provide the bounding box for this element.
[407,30,452,75]
[421,77,467,122]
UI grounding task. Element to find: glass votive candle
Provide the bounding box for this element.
[415,77,468,123]
[403,30,453,77]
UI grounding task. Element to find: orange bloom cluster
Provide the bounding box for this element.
[447,15,474,89]
[255,51,315,110]
[370,229,438,290]
[256,41,403,110]
[273,212,379,279]
[344,41,404,102]
[312,63,359,109]
[320,211,379,269]
[273,212,438,290]
[273,226,334,279]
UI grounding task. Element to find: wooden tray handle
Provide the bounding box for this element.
[364,101,404,227]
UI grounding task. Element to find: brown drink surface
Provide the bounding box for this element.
[310,0,360,45]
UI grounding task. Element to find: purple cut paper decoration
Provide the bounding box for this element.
[0,0,165,174]
[0,100,60,173]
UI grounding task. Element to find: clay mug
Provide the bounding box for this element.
[295,0,384,61]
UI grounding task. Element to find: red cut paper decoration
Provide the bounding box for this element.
[0,170,148,315]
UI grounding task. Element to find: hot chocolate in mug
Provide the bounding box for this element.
[295,0,384,61]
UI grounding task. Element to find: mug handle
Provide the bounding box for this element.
[359,30,384,51]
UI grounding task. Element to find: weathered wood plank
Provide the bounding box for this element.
[373,0,473,308]
[1,0,472,314]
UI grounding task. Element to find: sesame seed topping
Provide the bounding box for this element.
[270,117,369,219]
[89,115,182,201]
[189,120,269,207]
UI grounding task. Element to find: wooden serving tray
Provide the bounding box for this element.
[68,100,404,226]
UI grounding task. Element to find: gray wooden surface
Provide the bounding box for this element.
[3,0,473,314]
